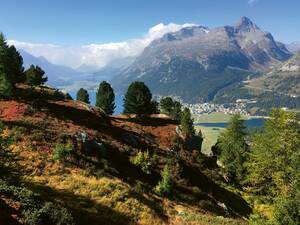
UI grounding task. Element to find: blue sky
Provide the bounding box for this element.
[1,0,299,68]
[1,0,299,45]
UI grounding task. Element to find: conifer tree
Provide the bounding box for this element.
[123,81,154,116]
[96,81,115,115]
[217,114,248,182]
[246,109,300,195]
[180,107,195,137]
[76,88,90,104]
[25,65,47,86]
[0,33,25,97]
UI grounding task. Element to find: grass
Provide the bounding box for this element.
[172,208,246,225]
[193,113,228,154]
[193,112,261,154]
[193,113,233,123]
[196,126,224,155]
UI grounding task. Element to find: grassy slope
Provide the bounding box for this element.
[193,113,231,154]
[0,86,250,225]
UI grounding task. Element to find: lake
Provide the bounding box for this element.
[194,118,266,128]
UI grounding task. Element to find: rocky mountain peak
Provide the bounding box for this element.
[235,16,258,31]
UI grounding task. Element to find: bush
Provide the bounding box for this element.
[52,142,74,162]
[24,202,74,225]
[155,165,172,195]
[271,196,300,225]
[0,179,74,225]
[131,150,155,174]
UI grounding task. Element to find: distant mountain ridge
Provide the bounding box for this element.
[287,41,300,53]
[248,51,300,96]
[19,50,125,91]
[112,17,292,102]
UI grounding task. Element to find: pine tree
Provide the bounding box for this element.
[0,71,13,98]
[160,97,175,114]
[180,107,195,137]
[96,81,115,115]
[25,65,47,86]
[76,88,90,104]
[170,101,182,121]
[123,81,154,116]
[0,33,25,86]
[217,114,248,182]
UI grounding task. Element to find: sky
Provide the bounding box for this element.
[1,0,300,68]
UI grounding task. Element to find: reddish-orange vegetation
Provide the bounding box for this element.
[0,85,178,154]
[0,101,28,121]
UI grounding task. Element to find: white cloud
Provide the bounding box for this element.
[8,23,197,69]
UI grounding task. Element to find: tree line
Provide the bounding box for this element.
[0,33,47,98]
[76,80,195,138]
[213,109,300,224]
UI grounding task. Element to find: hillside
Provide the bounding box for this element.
[247,51,300,96]
[0,85,250,225]
[112,17,292,102]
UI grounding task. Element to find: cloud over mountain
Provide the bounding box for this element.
[8,23,196,69]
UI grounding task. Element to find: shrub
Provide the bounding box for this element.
[155,165,172,195]
[0,179,74,225]
[52,142,74,162]
[271,195,300,225]
[24,202,74,225]
[131,150,155,174]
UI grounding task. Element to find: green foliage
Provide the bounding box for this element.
[0,179,74,225]
[0,72,13,98]
[96,81,115,115]
[271,195,300,225]
[52,142,74,162]
[180,107,195,137]
[131,150,155,174]
[246,109,300,196]
[123,81,155,116]
[25,65,47,86]
[24,202,74,225]
[76,88,90,104]
[217,114,248,182]
[160,97,174,114]
[155,165,172,195]
[249,212,268,225]
[0,33,25,98]
[159,97,182,120]
[150,99,159,114]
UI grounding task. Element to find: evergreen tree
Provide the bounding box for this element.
[0,72,12,98]
[25,65,47,86]
[123,81,154,116]
[155,165,172,195]
[0,33,25,97]
[160,97,174,114]
[76,88,90,104]
[160,97,182,121]
[96,81,115,115]
[150,100,159,114]
[180,107,195,137]
[217,114,248,182]
[246,109,300,196]
[170,101,182,121]
[7,45,25,83]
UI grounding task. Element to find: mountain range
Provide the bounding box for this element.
[111,17,293,102]
[19,49,126,91]
[19,17,300,110]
